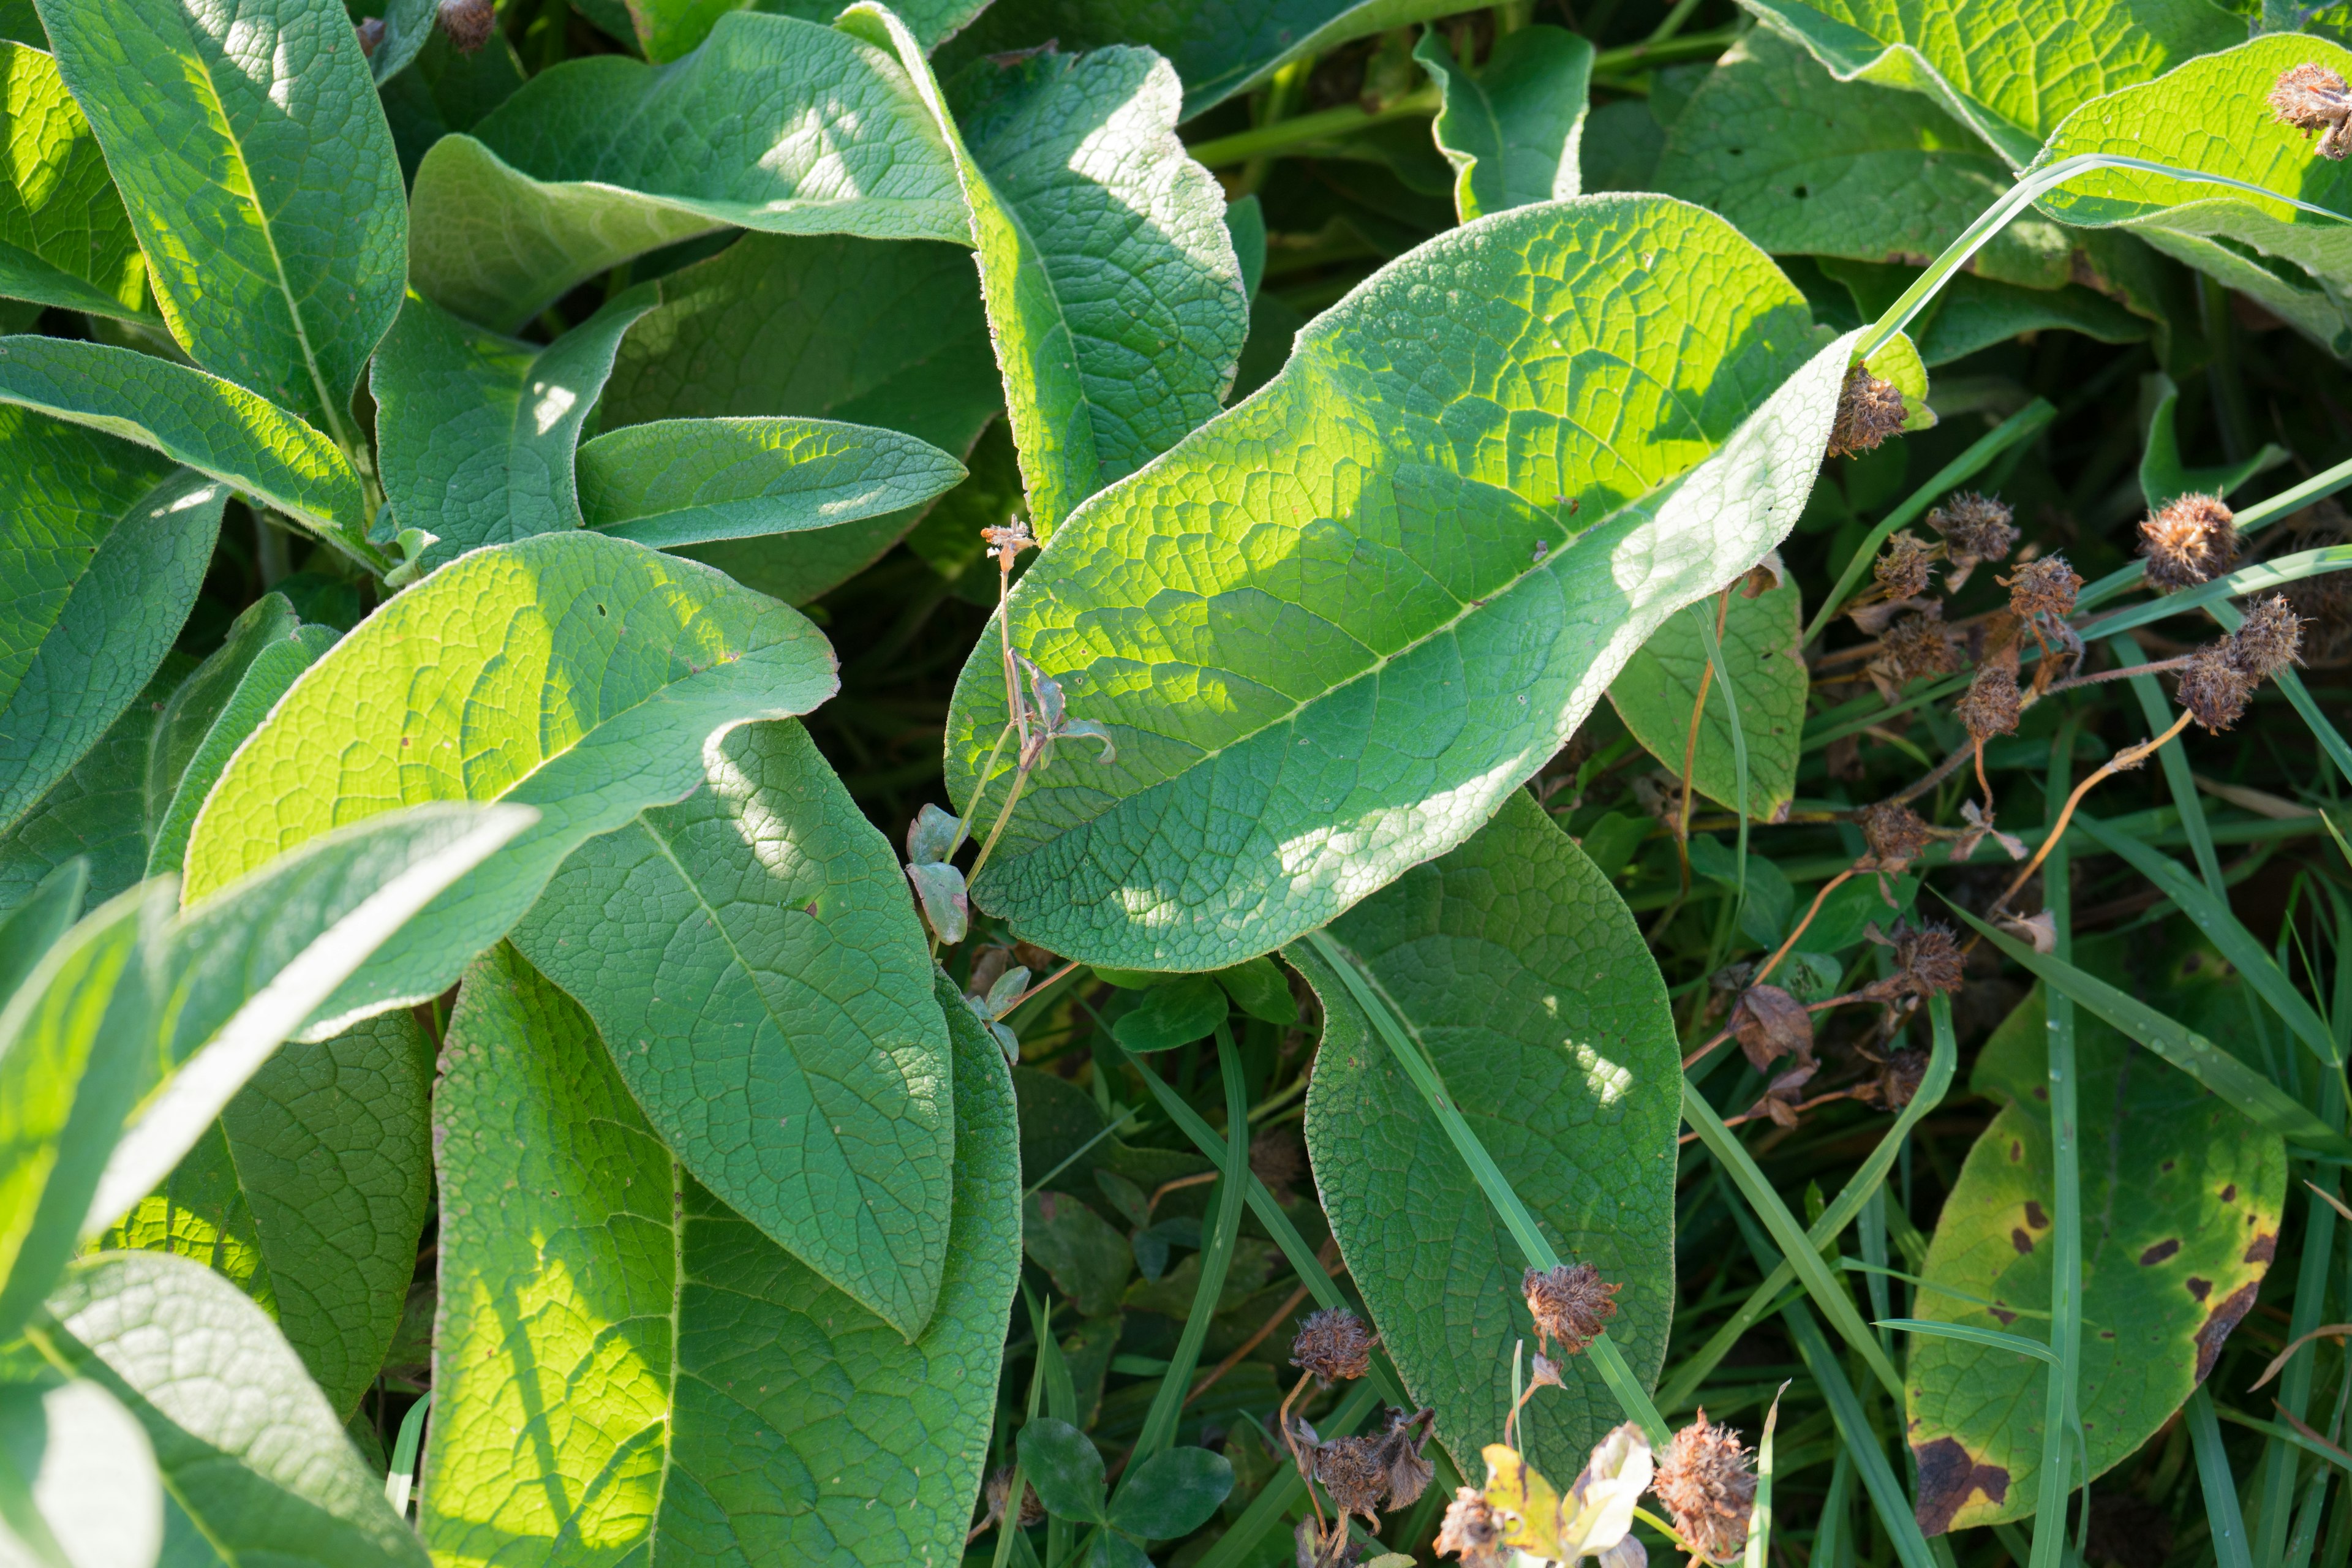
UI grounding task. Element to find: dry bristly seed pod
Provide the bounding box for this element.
[1863,919,1965,1000]
[1655,1412,1757,1565]
[437,0,496,51]
[986,1466,1044,1529]
[1828,363,1909,458]
[1869,608,1959,699]
[2231,593,2305,677]
[2177,640,2258,731]
[1927,492,2018,562]
[1872,530,1937,601]
[1523,1262,1621,1357]
[1291,1307,1375,1387]
[2139,493,2239,592]
[1435,1487,1507,1568]
[1858,1044,1931,1110]
[1858,801,1933,874]
[1956,660,2022,741]
[2003,554,2082,619]
[1312,1436,1390,1523]
[1250,1126,1305,1197]
[2271,62,2352,159]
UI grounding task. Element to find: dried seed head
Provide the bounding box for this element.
[2231,593,2305,678]
[1434,1487,1507,1568]
[1858,801,1933,873]
[1374,1407,1436,1512]
[984,1466,1045,1530]
[1877,608,1961,687]
[2139,493,2239,592]
[2271,62,2352,158]
[1892,920,1966,997]
[1655,1413,1757,1565]
[1860,1046,1932,1111]
[1313,1435,1391,1522]
[1522,1262,1620,1357]
[1956,660,2022,741]
[1250,1126,1305,1198]
[1872,530,1937,601]
[1732,983,1814,1072]
[355,15,385,54]
[1828,363,1909,458]
[437,0,496,52]
[2003,554,2082,620]
[2177,641,2258,731]
[1291,1307,1374,1387]
[981,518,1035,571]
[1928,492,2018,562]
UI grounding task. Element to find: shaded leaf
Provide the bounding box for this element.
[426,946,1019,1566]
[1292,791,1679,1479]
[0,40,150,322]
[1025,1189,1133,1317]
[1017,1417,1110,1523]
[0,1374,162,1568]
[1107,1445,1234,1539]
[1417,24,1593,223]
[511,720,956,1338]
[1110,975,1229,1052]
[0,661,184,916]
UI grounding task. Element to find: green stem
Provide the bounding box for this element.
[2074,451,2352,616]
[2029,718,2080,1568]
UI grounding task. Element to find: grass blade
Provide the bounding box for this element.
[2034,723,2082,1568]
[2188,1386,2257,1568]
[1779,1294,1939,1568]
[2106,631,2225,892]
[385,1391,431,1515]
[2084,544,2352,641]
[1743,1382,1790,1568]
[1877,1319,2060,1367]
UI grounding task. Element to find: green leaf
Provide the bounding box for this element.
[509,720,956,1339]
[1730,0,2240,165]
[1017,1417,1110,1523]
[143,596,299,846]
[371,286,660,576]
[377,26,527,181]
[942,0,1464,118]
[601,231,1000,603]
[1653,33,2102,290]
[2136,372,2283,511]
[0,1373,162,1568]
[1608,560,1806,822]
[1291,791,1679,1479]
[0,660,184,916]
[426,946,1019,1566]
[0,336,370,559]
[1903,963,2286,1534]
[0,859,81,1012]
[1024,1189,1133,1316]
[2030,36,2352,357]
[753,0,987,51]
[101,1010,434,1420]
[1911,271,2148,365]
[31,1250,431,1566]
[1415,24,1593,222]
[405,12,965,332]
[1107,1446,1234,1539]
[34,0,406,445]
[0,408,221,837]
[942,197,1846,969]
[855,10,1250,537]
[1109,974,1228,1052]
[366,0,440,85]
[0,41,151,323]
[181,530,839,1033]
[578,415,969,549]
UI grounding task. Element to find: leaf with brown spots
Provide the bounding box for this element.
[1902,933,2285,1533]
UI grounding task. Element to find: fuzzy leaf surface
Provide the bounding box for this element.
[0,41,150,322]
[1417,26,1593,222]
[426,946,1018,1567]
[1292,791,1679,1479]
[1608,567,1806,822]
[181,531,839,1033]
[511,720,956,1338]
[941,196,1847,970]
[32,0,405,442]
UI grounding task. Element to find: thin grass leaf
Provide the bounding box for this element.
[2188,1387,2256,1568]
[2076,449,2352,615]
[2215,1404,2352,1477]
[2106,630,2225,892]
[1743,1382,1789,1568]
[1839,1259,2051,1317]
[1300,927,1671,1444]
[385,1392,429,1516]
[1779,1292,1939,1568]
[2086,544,2352,641]
[1880,1319,2059,1367]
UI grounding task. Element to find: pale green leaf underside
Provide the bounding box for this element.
[2032,35,2352,359]
[578,415,969,548]
[1417,25,1594,224]
[426,946,1018,1567]
[0,1375,163,1567]
[1608,570,1806,821]
[103,1011,434,1420]
[600,232,1001,603]
[407,11,966,331]
[941,196,1849,971]
[181,530,839,1033]
[0,407,218,838]
[0,42,151,322]
[1293,791,1678,1480]
[861,9,1248,536]
[0,336,368,554]
[1733,0,2242,166]
[0,661,183,916]
[372,286,658,574]
[1904,966,2285,1533]
[511,720,956,1338]
[32,0,406,445]
[1654,33,2094,290]
[35,1250,430,1567]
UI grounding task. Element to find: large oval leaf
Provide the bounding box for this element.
[0,407,221,837]
[34,0,405,444]
[1417,25,1594,223]
[0,660,186,914]
[0,40,151,323]
[511,721,957,1338]
[406,11,965,331]
[181,530,840,1032]
[426,944,1018,1567]
[35,1250,430,1567]
[1903,939,2286,1534]
[941,195,1852,970]
[1291,790,1679,1482]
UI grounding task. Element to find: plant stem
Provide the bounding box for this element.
[1991,708,2195,918]
[2029,717,2081,1568]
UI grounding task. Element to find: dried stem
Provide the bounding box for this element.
[1986,707,2196,921]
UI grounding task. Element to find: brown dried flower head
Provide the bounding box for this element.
[1311,1436,1390,1523]
[438,0,496,53]
[1294,1516,1358,1568]
[1732,982,1814,1072]
[1523,1262,1620,1357]
[1373,1406,1436,1513]
[1880,605,1960,678]
[1250,1126,1305,1198]
[2271,62,2352,159]
[1656,1413,1758,1564]
[2177,640,2258,732]
[2231,593,2305,678]
[1955,660,2022,741]
[984,1466,1045,1530]
[1891,919,1966,998]
[1291,1307,1375,1387]
[2139,493,2239,592]
[1858,1045,1932,1111]
[1828,363,1909,458]
[981,517,1036,571]
[2003,554,2082,620]
[1928,492,2018,562]
[1434,1487,1507,1568]
[1872,530,1937,601]
[355,15,385,54]
[1858,801,1933,873]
